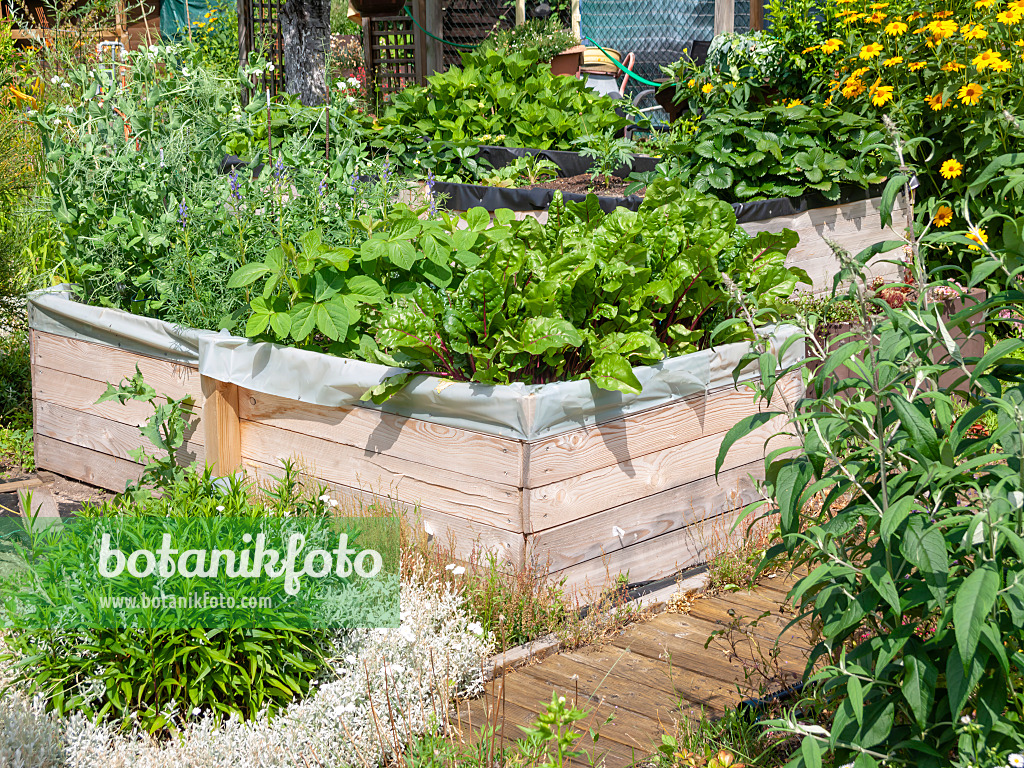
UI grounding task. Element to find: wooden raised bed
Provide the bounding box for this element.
[29,294,801,595]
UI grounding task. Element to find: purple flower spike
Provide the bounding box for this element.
[178,200,188,230]
[229,170,241,201]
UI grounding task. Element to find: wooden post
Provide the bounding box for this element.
[238,0,252,105]
[424,0,443,74]
[413,0,427,84]
[714,0,734,35]
[750,0,763,30]
[201,377,242,477]
[570,0,580,38]
[515,0,525,25]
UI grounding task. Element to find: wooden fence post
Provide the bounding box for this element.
[750,0,763,30]
[201,377,242,477]
[515,0,525,25]
[570,0,580,38]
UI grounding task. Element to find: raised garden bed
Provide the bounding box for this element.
[29,289,803,595]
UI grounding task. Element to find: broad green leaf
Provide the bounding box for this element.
[954,564,999,667]
[520,317,583,355]
[227,263,269,289]
[588,354,642,395]
[715,412,784,476]
[315,298,349,341]
[890,394,939,461]
[902,654,937,730]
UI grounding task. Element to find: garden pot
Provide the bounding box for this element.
[581,45,619,73]
[549,44,584,76]
[349,0,406,16]
[28,288,802,597]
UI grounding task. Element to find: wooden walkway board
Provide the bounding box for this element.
[456,578,811,768]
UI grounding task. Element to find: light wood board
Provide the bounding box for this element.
[527,415,793,531]
[246,460,526,566]
[527,460,763,572]
[31,331,204,403]
[524,373,801,488]
[32,365,204,443]
[34,401,205,468]
[240,387,523,486]
[239,420,524,531]
[34,434,142,492]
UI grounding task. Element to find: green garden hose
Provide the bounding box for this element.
[582,35,663,88]
[403,6,479,49]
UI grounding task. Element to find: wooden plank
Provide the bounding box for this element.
[32,366,203,437]
[0,477,44,493]
[527,415,793,531]
[714,0,733,34]
[527,461,762,573]
[30,331,204,404]
[500,668,667,755]
[524,373,802,488]
[247,460,526,566]
[34,401,205,468]
[34,435,142,492]
[240,422,523,531]
[202,377,242,477]
[607,618,802,696]
[239,387,523,486]
[547,506,743,597]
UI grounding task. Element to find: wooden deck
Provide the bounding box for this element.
[453,576,811,767]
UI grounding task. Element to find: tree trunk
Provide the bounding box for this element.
[281,0,330,106]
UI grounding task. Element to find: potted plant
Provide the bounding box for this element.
[480,17,581,75]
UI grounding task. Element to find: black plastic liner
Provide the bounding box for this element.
[435,173,884,225]
[473,144,660,179]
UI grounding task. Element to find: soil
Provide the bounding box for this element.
[525,174,644,198]
[0,460,113,520]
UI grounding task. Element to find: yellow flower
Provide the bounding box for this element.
[1015,38,1024,45]
[842,12,865,22]
[866,11,888,23]
[825,95,834,105]
[926,93,946,110]
[972,49,1002,70]
[990,58,1013,71]
[869,2,889,7]
[962,22,988,39]
[787,98,804,106]
[884,55,904,65]
[871,84,895,104]
[942,61,966,71]
[958,82,983,104]
[885,20,908,34]
[975,0,998,6]
[852,66,870,77]
[842,78,867,97]
[933,10,954,18]
[933,205,954,226]
[859,43,884,58]
[688,78,696,87]
[702,83,714,93]
[908,11,927,20]
[803,45,820,52]
[821,38,844,53]
[908,61,927,70]
[829,78,841,89]
[928,19,958,37]
[940,158,964,178]
[967,227,988,250]
[999,7,1024,23]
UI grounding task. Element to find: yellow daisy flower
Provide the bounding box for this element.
[933,10,954,18]
[884,55,904,65]
[908,61,927,71]
[821,38,844,53]
[958,82,983,104]
[967,227,988,250]
[928,18,958,37]
[942,61,966,71]
[962,23,988,39]
[702,83,714,93]
[926,93,945,110]
[885,20,908,34]
[871,84,895,105]
[939,158,964,178]
[859,43,884,58]
[866,11,888,23]
[787,98,804,106]
[990,58,1013,71]
[803,45,820,52]
[998,7,1024,23]
[972,49,1002,70]
[933,205,954,226]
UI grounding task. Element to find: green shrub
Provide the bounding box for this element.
[479,17,578,63]
[721,154,1024,765]
[1,466,332,733]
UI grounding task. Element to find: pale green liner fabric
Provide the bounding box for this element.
[28,288,804,441]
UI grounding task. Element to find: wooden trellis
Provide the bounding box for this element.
[361,1,425,107]
[237,0,286,104]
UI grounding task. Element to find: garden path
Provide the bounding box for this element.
[452,574,811,767]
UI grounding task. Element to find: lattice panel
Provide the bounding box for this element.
[239,0,286,101]
[363,12,421,105]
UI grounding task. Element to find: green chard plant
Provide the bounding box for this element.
[228,178,809,401]
[717,147,1024,765]
[647,104,893,203]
